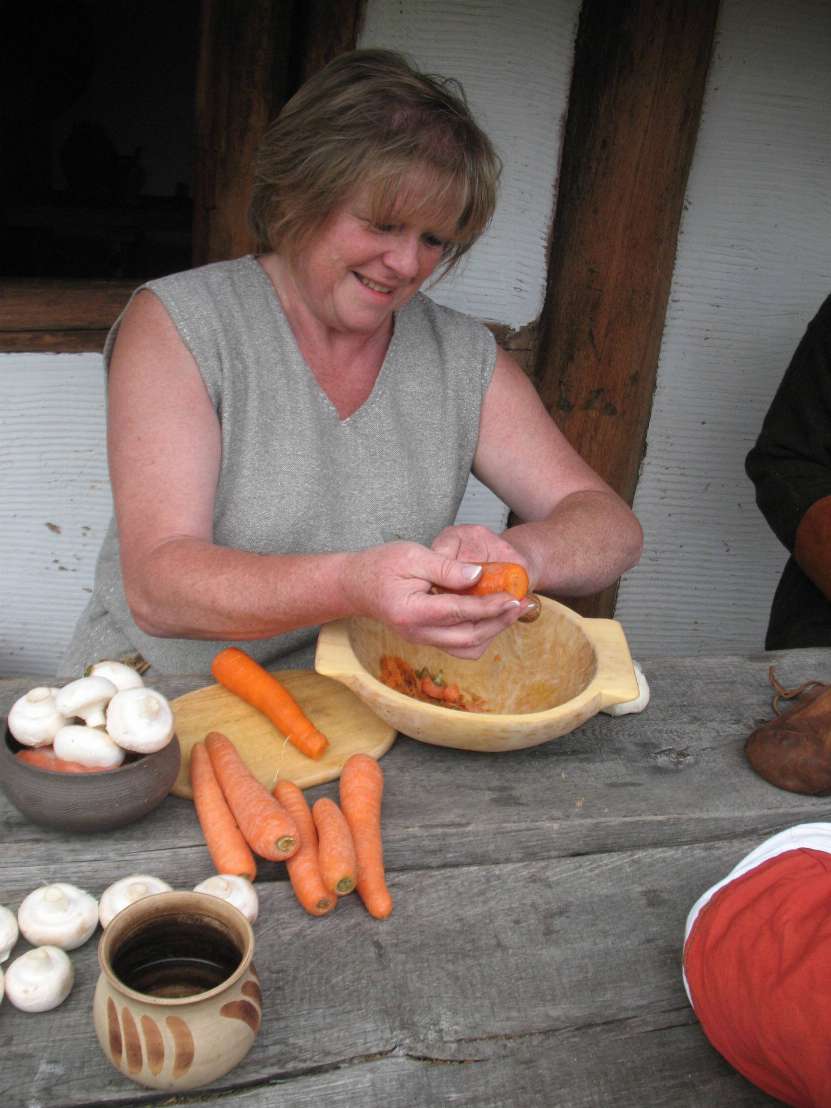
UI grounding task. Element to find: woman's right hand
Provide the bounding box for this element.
[340,541,528,660]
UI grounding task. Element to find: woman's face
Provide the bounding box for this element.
[286,174,459,337]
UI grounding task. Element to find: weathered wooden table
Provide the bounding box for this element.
[3,650,828,1107]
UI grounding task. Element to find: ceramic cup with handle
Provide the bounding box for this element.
[93,890,261,1090]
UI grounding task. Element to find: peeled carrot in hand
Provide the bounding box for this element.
[190,741,257,881]
[15,748,109,773]
[211,647,329,760]
[339,753,392,919]
[459,562,530,599]
[436,562,540,622]
[274,780,336,916]
[312,797,358,895]
[205,731,298,861]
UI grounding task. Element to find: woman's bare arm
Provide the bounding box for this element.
[433,346,643,595]
[107,292,524,647]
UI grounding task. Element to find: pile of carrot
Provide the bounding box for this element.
[190,732,392,921]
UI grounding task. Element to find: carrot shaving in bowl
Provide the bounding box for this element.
[378,655,488,712]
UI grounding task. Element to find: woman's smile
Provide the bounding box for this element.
[354,273,395,295]
[271,175,458,340]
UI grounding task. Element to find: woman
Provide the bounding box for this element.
[63,49,642,677]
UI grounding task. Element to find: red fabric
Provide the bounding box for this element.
[684,848,831,1107]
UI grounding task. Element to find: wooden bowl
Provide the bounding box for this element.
[0,727,181,832]
[314,596,639,752]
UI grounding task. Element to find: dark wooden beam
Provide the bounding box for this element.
[289,0,367,89]
[1,0,365,352]
[193,0,365,265]
[0,280,136,352]
[192,0,295,265]
[532,0,719,617]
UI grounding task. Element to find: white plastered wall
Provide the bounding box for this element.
[614,0,831,655]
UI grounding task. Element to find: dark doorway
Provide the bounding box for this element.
[0,0,199,279]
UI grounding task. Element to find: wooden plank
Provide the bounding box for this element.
[3,649,829,869]
[0,841,778,1106]
[0,329,110,353]
[0,654,806,1104]
[171,1041,775,1108]
[0,279,135,329]
[532,0,719,618]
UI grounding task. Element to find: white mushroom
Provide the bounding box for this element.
[54,675,117,727]
[54,724,125,769]
[105,687,174,753]
[5,946,74,1012]
[602,661,651,716]
[0,965,4,1005]
[194,875,259,923]
[99,875,173,928]
[88,659,145,692]
[0,905,19,962]
[7,687,68,748]
[18,883,99,950]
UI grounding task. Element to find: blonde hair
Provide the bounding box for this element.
[249,49,501,274]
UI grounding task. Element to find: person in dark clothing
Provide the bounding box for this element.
[746,293,831,649]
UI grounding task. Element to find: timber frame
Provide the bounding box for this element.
[530,0,719,617]
[0,0,720,618]
[0,0,366,353]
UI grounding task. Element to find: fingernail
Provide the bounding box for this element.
[460,564,483,582]
[502,599,521,610]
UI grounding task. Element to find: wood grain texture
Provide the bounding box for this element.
[0,280,135,352]
[0,652,819,1105]
[192,0,294,265]
[170,671,396,798]
[532,0,719,619]
[193,0,365,264]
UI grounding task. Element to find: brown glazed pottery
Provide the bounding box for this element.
[0,725,180,832]
[93,891,260,1091]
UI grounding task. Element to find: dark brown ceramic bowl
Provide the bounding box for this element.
[0,726,181,832]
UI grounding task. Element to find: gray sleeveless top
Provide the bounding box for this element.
[62,256,496,677]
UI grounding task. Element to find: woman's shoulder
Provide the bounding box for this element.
[403,292,496,353]
[144,255,261,302]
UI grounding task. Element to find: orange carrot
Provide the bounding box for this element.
[436,562,540,623]
[458,561,530,600]
[204,731,298,861]
[419,675,462,704]
[339,754,392,919]
[274,780,336,916]
[211,647,329,760]
[312,797,357,896]
[15,747,109,773]
[190,742,257,880]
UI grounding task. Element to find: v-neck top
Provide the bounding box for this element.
[62,255,497,676]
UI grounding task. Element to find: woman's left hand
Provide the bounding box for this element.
[430,523,533,580]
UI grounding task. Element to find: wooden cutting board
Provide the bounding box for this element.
[170,670,397,800]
